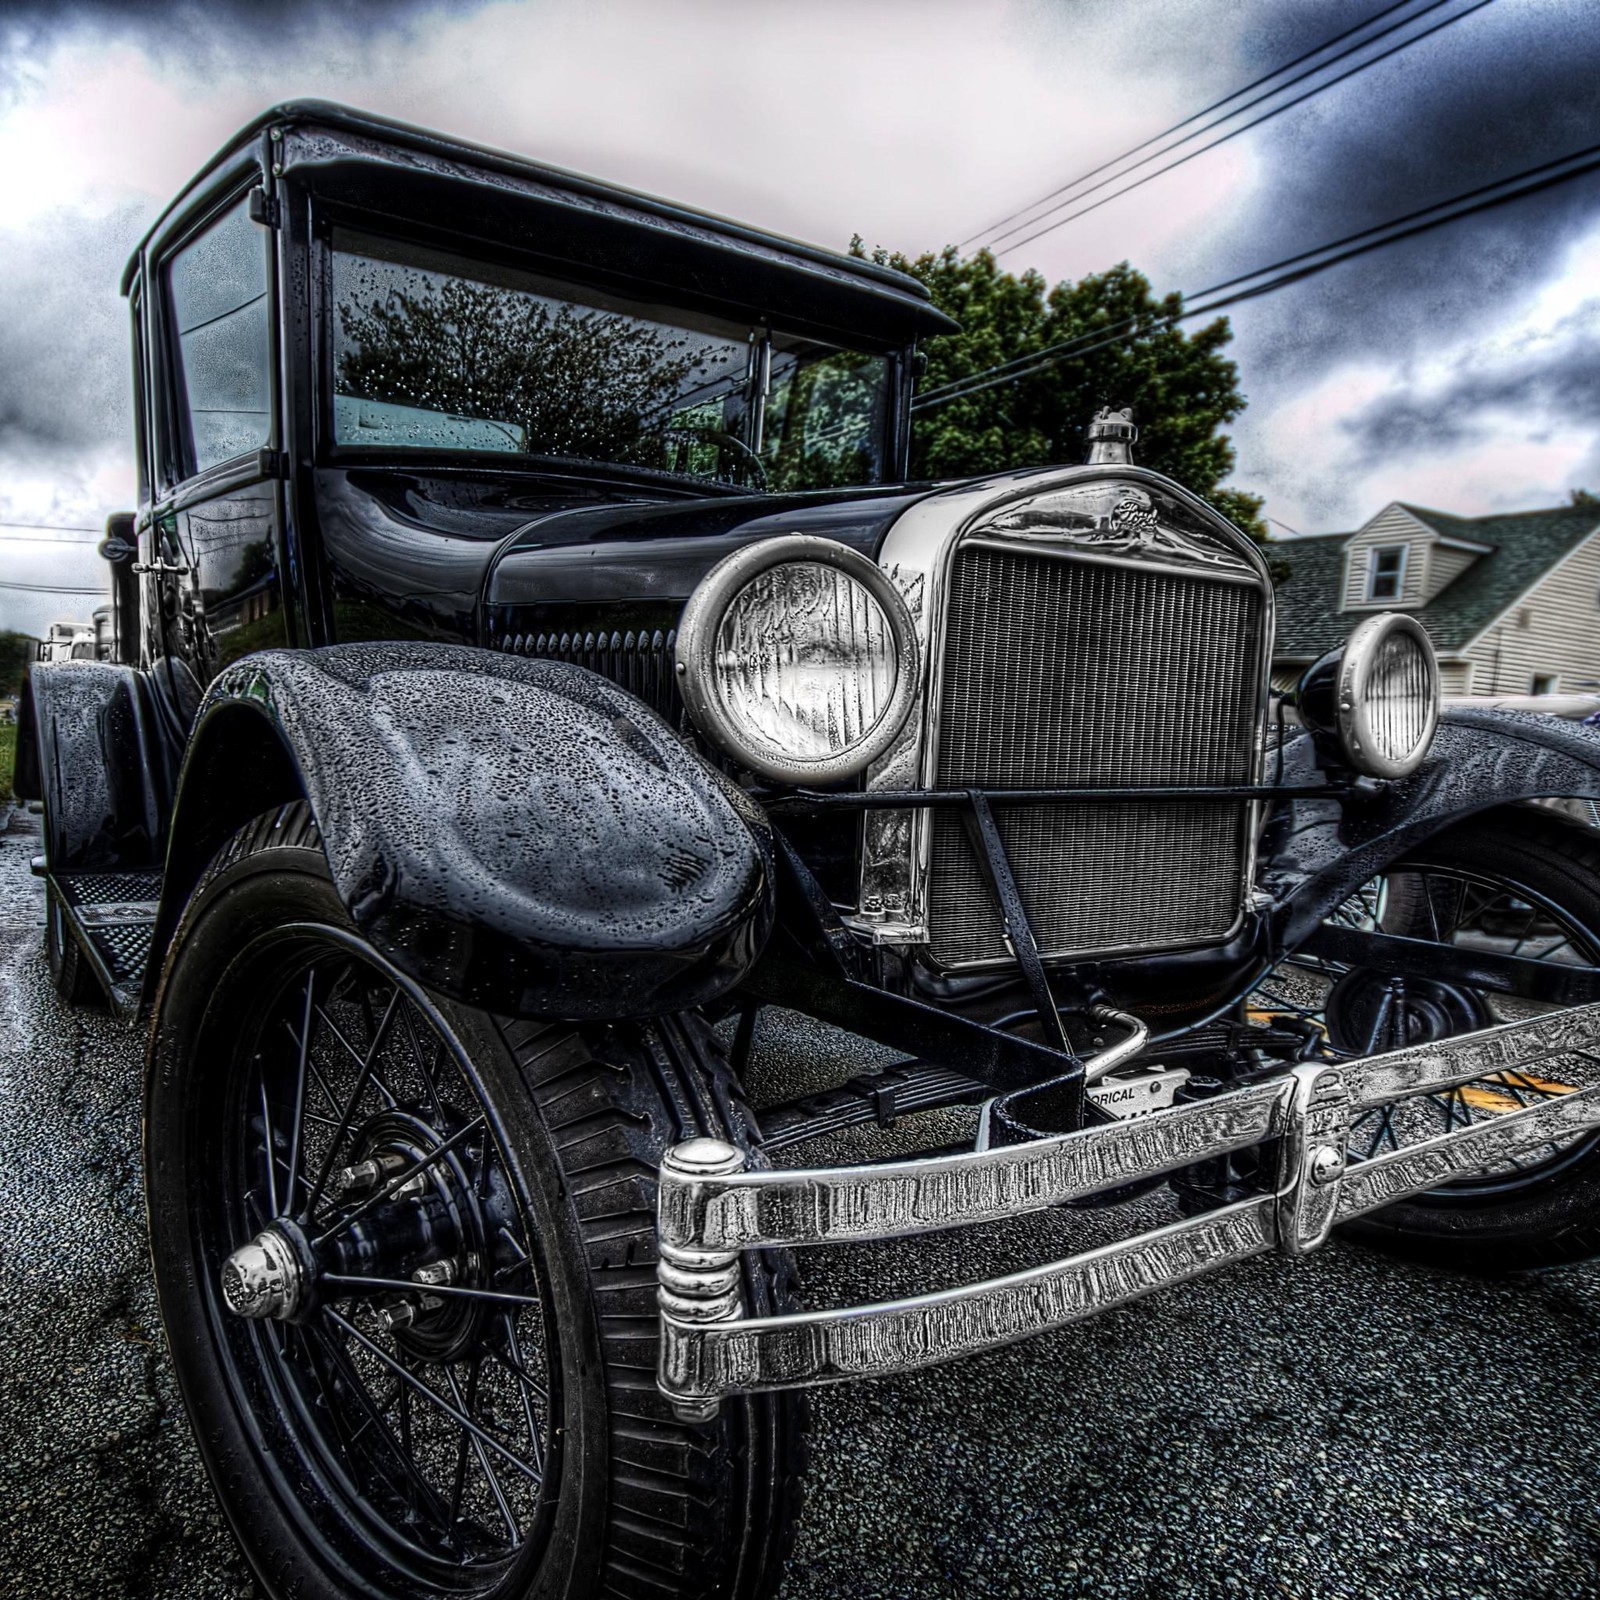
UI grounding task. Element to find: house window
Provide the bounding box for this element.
[1531,673,1558,695]
[1367,544,1407,601]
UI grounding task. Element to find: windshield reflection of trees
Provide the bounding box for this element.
[335,269,886,492]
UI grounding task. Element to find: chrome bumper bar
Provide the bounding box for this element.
[657,1004,1600,1420]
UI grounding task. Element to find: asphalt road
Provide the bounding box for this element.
[3,800,1599,1600]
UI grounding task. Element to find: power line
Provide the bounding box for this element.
[962,0,1428,249]
[990,0,1496,257]
[0,519,103,534]
[913,136,1600,413]
[0,579,108,596]
[919,134,1600,406]
[1,531,103,545]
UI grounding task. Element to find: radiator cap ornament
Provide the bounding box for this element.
[1086,406,1138,465]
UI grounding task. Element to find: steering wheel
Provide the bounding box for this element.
[666,426,768,491]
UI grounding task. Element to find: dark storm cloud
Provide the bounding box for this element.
[1340,301,1600,452]
[1211,0,1600,379]
[0,0,480,103]
[0,206,141,461]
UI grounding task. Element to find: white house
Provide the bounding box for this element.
[1269,500,1600,696]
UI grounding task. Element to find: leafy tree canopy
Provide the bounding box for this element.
[0,630,35,700]
[853,241,1265,541]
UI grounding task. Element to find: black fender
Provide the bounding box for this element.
[16,661,171,871]
[1267,708,1600,947]
[146,643,775,1020]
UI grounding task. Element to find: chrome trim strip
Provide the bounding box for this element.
[660,1194,1279,1401]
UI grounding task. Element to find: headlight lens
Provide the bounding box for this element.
[676,535,919,783]
[1336,612,1439,778]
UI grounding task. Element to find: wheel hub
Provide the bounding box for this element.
[221,1105,511,1363]
[1324,966,1491,1055]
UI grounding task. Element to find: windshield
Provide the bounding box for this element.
[329,229,894,491]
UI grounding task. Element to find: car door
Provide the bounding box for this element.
[147,184,288,713]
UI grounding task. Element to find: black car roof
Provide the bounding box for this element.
[122,100,958,342]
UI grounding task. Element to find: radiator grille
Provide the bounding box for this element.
[928,542,1264,967]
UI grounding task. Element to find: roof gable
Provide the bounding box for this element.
[1269,504,1600,658]
[1408,507,1600,647]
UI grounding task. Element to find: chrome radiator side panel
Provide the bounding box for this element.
[857,467,1275,960]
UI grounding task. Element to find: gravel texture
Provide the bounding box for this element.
[2,803,1599,1598]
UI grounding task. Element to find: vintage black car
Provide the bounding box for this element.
[17,102,1600,1600]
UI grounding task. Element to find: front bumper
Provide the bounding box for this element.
[656,1004,1600,1420]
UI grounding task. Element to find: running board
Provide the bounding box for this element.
[52,871,161,1015]
[656,1003,1600,1419]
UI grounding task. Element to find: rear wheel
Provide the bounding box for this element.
[45,886,100,1005]
[1251,809,1600,1273]
[145,804,806,1600]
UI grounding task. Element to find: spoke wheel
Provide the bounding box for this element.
[212,931,558,1584]
[146,805,807,1600]
[1248,809,1600,1271]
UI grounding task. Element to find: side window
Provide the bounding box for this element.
[167,195,270,477]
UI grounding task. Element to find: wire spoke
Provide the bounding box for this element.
[503,1313,547,1474]
[303,1322,456,1535]
[315,1002,401,1109]
[258,1079,281,1217]
[284,968,316,1210]
[302,989,405,1218]
[447,1360,521,1545]
[398,1000,445,1119]
[321,1274,542,1308]
[323,1310,543,1484]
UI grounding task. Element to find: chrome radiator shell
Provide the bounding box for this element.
[856,468,1275,961]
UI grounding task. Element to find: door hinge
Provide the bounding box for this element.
[248,187,280,229]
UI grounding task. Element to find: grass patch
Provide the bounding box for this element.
[0,722,15,805]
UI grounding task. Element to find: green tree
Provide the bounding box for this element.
[854,242,1265,540]
[0,630,35,700]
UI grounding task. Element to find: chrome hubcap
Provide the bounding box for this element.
[221,1225,304,1320]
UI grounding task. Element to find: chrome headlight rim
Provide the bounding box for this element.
[676,533,920,785]
[1336,611,1439,780]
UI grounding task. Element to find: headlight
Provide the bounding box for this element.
[1322,612,1439,778]
[676,534,919,783]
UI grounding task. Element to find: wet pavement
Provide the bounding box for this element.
[2,801,1599,1599]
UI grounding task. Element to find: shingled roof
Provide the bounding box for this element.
[1271,503,1600,660]
[1269,532,1349,660]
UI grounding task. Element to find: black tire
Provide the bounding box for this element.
[145,803,807,1600]
[1333,809,1600,1273]
[45,885,100,1005]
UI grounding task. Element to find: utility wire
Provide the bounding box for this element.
[919,133,1600,406]
[0,520,103,535]
[1,531,103,545]
[989,0,1496,257]
[913,136,1600,413]
[962,0,1429,249]
[0,579,109,595]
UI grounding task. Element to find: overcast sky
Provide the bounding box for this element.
[1,0,1597,636]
